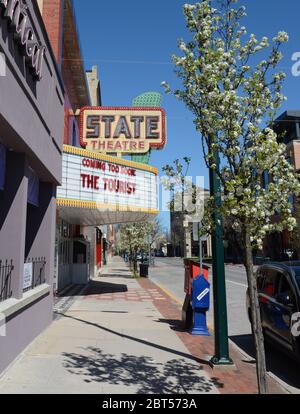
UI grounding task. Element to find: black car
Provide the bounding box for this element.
[155,250,165,257]
[246,262,300,361]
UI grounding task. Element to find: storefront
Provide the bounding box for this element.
[0,0,65,373]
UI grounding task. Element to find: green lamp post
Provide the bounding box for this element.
[209,151,233,366]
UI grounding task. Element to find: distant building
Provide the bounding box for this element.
[170,189,212,259]
[86,66,102,106]
[263,111,300,261]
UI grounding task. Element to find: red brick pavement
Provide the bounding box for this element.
[82,287,167,302]
[137,277,286,395]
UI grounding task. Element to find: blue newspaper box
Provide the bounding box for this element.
[191,275,210,336]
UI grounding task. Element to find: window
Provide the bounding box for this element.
[277,274,296,307]
[261,269,281,298]
[288,194,295,211]
[262,171,269,191]
[294,269,300,290]
[257,270,264,290]
[27,167,39,207]
[0,143,6,190]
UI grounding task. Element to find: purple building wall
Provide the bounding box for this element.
[0,1,65,373]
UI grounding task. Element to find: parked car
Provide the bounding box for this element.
[246,262,300,361]
[136,252,148,262]
[155,250,165,257]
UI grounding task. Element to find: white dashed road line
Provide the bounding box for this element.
[226,279,247,288]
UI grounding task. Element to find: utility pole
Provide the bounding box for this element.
[148,235,152,267]
[209,151,233,366]
[198,222,203,274]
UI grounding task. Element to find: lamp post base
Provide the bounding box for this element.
[209,355,234,367]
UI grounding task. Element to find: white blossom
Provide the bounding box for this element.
[163,0,300,250]
[273,31,289,43]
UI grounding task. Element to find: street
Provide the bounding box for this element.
[149,257,300,394]
[148,257,250,335]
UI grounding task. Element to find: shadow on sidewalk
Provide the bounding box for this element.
[100,270,133,279]
[230,334,300,390]
[84,280,128,295]
[56,312,214,370]
[156,319,187,333]
[58,281,129,298]
[106,268,131,273]
[62,347,223,394]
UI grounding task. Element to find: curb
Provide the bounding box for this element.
[149,276,291,394]
[150,279,214,332]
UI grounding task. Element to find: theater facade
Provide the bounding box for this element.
[53,102,165,292]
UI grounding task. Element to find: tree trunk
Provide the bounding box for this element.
[244,229,268,394]
[129,248,133,270]
[133,259,138,274]
[133,248,138,274]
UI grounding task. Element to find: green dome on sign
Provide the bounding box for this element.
[132,92,162,107]
[131,92,162,164]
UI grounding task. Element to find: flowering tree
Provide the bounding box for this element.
[162,158,191,256]
[162,157,192,211]
[162,158,206,256]
[162,0,300,393]
[119,223,148,273]
[119,220,163,273]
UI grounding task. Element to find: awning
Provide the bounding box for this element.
[57,199,158,225]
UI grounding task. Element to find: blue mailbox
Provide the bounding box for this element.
[191,275,211,336]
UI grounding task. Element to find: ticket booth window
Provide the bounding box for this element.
[73,240,87,264]
[0,143,6,190]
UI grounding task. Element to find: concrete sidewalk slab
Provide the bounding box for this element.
[0,257,220,395]
[137,277,286,394]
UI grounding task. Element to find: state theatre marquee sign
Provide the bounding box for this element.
[57,146,159,218]
[80,107,166,154]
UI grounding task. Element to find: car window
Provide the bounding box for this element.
[293,269,300,291]
[257,270,264,290]
[296,276,300,291]
[260,268,281,298]
[277,274,296,307]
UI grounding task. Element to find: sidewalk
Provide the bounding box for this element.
[0,257,286,394]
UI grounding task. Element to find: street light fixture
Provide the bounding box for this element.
[209,151,233,366]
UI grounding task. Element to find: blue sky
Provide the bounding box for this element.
[73,0,300,229]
